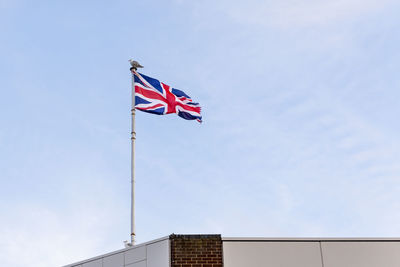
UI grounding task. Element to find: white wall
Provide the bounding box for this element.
[223,238,400,267]
[63,237,169,267]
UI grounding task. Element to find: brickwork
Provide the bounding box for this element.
[170,234,223,267]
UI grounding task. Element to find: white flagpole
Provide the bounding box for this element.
[129,60,142,245]
[130,67,136,245]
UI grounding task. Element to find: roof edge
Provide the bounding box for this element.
[222,237,400,242]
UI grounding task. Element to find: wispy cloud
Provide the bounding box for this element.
[0,196,127,267]
[180,0,396,28]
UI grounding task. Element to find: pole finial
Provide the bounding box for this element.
[129,59,143,71]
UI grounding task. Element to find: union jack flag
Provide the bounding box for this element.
[132,71,202,122]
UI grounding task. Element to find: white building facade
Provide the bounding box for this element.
[64,234,400,267]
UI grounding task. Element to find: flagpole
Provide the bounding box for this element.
[128,61,138,246]
[130,68,136,246]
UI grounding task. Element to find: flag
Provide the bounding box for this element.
[133,71,202,122]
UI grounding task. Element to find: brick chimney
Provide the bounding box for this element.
[170,234,223,267]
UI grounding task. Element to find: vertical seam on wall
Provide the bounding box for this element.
[319,241,325,267]
[145,243,148,267]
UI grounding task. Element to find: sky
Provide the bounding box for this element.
[1,0,400,266]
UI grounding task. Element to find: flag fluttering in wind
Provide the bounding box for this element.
[133,72,202,123]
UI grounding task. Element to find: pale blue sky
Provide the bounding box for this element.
[1,0,400,266]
